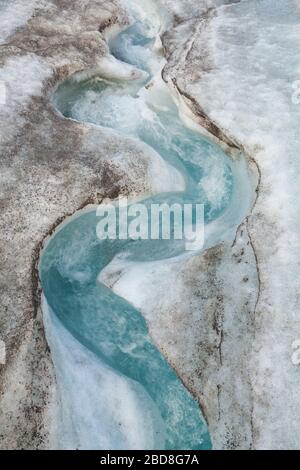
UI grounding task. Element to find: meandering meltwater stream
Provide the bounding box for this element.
[39,0,254,450]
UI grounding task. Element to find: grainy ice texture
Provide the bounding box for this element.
[0,0,43,43]
[0,0,296,451]
[0,0,180,449]
[161,0,300,449]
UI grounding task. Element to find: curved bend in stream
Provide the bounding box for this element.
[40,0,254,450]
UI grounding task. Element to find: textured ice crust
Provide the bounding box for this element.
[1,0,297,451]
[187,0,300,449]
[0,0,43,43]
[0,55,51,149]
[0,0,194,449]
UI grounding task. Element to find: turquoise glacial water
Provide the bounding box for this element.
[40,2,251,450]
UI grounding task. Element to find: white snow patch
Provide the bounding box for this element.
[0,0,43,43]
[71,54,149,83]
[0,54,52,145]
